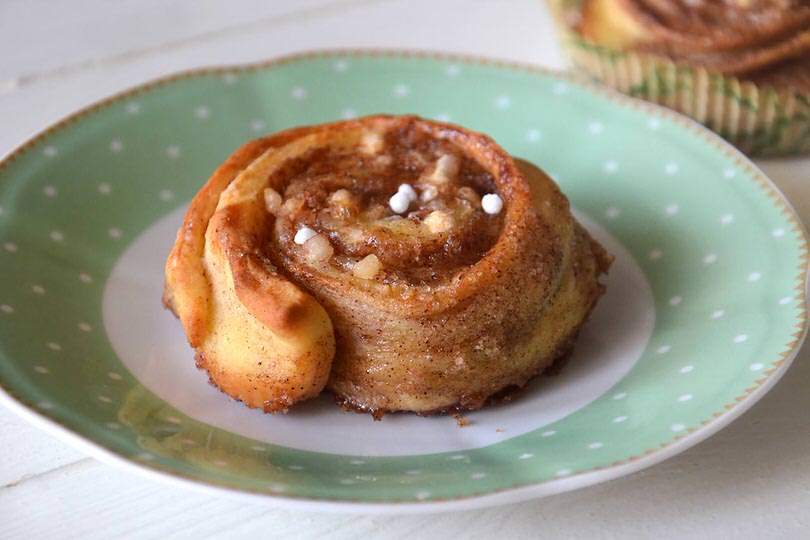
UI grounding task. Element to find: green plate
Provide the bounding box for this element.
[0,51,807,513]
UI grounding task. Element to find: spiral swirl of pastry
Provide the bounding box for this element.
[164,115,610,416]
[579,0,810,76]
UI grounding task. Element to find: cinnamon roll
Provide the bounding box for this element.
[579,0,810,79]
[164,115,610,417]
[549,0,810,155]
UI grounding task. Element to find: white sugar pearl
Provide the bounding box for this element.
[481,193,503,215]
[389,191,410,214]
[398,184,418,202]
[294,227,317,245]
[420,185,437,203]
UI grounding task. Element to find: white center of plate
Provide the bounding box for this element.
[103,206,653,456]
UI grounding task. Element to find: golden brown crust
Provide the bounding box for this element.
[164,115,611,415]
[579,0,810,79]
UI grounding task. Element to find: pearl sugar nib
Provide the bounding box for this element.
[481,193,503,215]
[397,183,418,203]
[389,190,411,214]
[294,226,317,245]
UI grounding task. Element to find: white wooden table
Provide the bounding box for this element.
[2,1,809,538]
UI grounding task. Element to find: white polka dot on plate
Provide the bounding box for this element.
[665,203,679,216]
[703,253,718,265]
[0,304,13,314]
[79,273,93,283]
[748,272,761,282]
[657,345,671,354]
[3,242,18,252]
[98,183,112,195]
[47,342,61,351]
[350,459,366,465]
[588,442,604,449]
[541,430,557,437]
[720,213,735,225]
[33,365,49,374]
[43,146,58,158]
[108,228,122,239]
[222,73,238,85]
[415,490,432,500]
[445,64,461,77]
[393,84,409,97]
[678,394,693,402]
[38,401,54,410]
[126,103,140,114]
[750,363,764,371]
[166,145,181,159]
[605,206,620,219]
[647,117,661,130]
[603,160,618,174]
[519,453,534,459]
[159,190,174,202]
[669,296,682,306]
[290,86,307,100]
[679,365,694,374]
[97,395,112,403]
[108,372,123,381]
[165,416,182,424]
[711,309,725,319]
[494,95,511,109]
[648,248,663,260]
[194,106,210,119]
[334,60,349,72]
[723,168,736,179]
[78,322,92,332]
[734,334,748,343]
[526,129,542,142]
[435,113,451,122]
[779,296,793,305]
[671,424,686,432]
[341,109,357,120]
[470,472,487,479]
[43,186,57,197]
[613,415,628,423]
[555,469,572,477]
[613,392,627,400]
[109,139,124,153]
[771,228,785,238]
[49,230,64,242]
[31,285,45,294]
[664,162,679,175]
[588,121,604,134]
[250,119,266,133]
[552,82,568,95]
